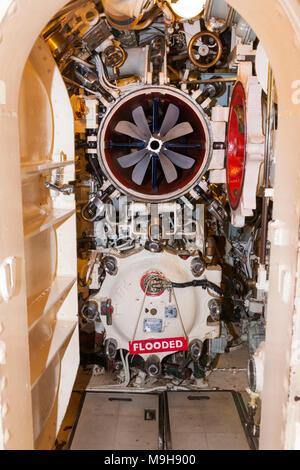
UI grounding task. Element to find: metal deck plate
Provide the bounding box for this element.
[167,391,249,450]
[70,392,161,450]
[68,391,251,450]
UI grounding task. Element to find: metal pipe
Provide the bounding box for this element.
[204,1,235,33]
[181,78,237,84]
[130,7,161,30]
[93,246,144,258]
[103,0,160,31]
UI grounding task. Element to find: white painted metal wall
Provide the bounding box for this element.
[0,0,299,450]
[226,0,300,450]
[0,0,79,450]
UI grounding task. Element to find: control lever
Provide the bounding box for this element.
[194,184,228,223]
[45,182,74,195]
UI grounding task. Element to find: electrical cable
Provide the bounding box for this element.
[171,279,229,297]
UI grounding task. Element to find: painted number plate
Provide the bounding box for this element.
[129,337,188,355]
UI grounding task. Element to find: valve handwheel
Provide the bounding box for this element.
[226,81,247,211]
[188,31,223,70]
[102,44,126,70]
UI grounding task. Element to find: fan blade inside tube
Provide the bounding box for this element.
[159,152,178,183]
[115,121,148,141]
[162,122,193,143]
[117,148,149,168]
[132,106,152,138]
[159,104,180,137]
[163,148,195,169]
[132,152,152,185]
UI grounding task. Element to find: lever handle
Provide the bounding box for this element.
[45,182,74,195]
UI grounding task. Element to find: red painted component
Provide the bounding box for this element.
[129,337,189,355]
[140,271,166,297]
[226,81,247,210]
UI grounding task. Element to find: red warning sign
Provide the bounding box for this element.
[129,337,188,355]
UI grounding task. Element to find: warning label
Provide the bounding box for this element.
[129,337,188,355]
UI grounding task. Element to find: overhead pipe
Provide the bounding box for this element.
[102,0,159,30]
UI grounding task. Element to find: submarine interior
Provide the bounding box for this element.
[0,0,300,451]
